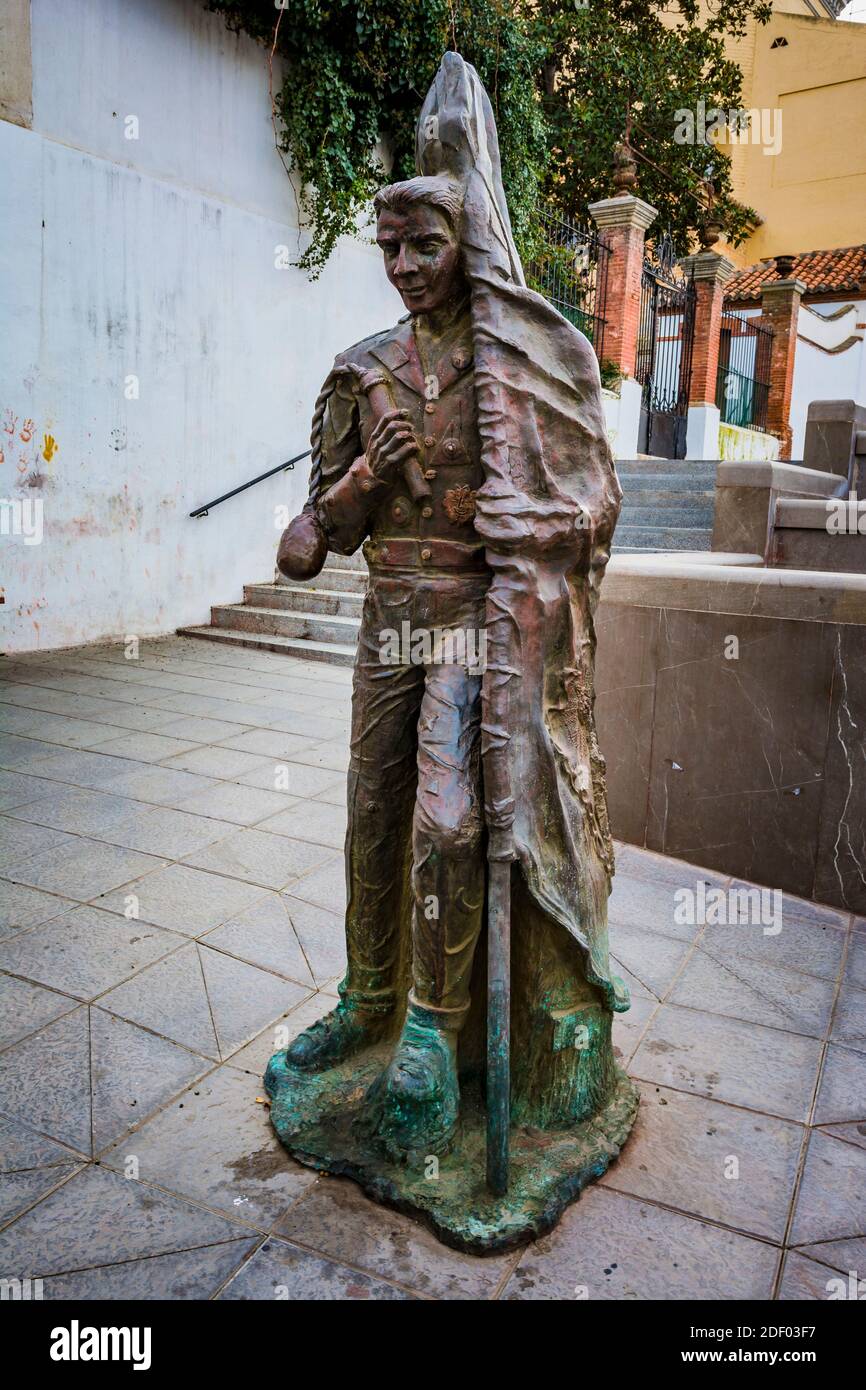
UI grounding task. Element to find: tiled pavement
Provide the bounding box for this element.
[0,636,863,1301]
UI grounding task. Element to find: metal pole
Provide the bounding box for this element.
[486,855,511,1196]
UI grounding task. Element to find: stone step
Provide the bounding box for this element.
[245,583,363,618]
[293,565,368,593]
[321,551,368,573]
[178,625,357,666]
[211,603,362,647]
[620,504,715,528]
[613,525,713,551]
[618,479,717,499]
[616,458,719,478]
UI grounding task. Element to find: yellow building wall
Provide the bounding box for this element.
[719,7,866,266]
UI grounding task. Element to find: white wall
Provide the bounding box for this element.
[790,300,866,460]
[0,0,401,653]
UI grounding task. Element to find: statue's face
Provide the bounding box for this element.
[376,203,463,315]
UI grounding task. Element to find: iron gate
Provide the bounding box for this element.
[635,233,696,459]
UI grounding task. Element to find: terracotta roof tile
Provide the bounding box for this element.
[726,245,866,302]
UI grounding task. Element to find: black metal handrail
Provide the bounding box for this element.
[189,449,310,518]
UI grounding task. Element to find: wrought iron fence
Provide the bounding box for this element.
[525,205,610,355]
[634,232,696,459]
[716,305,774,433]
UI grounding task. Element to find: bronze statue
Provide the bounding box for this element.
[266,53,637,1252]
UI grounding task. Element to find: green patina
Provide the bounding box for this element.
[265,1039,638,1255]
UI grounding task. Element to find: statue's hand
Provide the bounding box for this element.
[366,410,419,483]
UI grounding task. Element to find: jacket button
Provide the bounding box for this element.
[421,547,432,561]
[424,435,435,447]
[424,402,435,414]
[424,469,436,480]
[421,506,433,518]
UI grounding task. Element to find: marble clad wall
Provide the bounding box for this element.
[595,581,866,914]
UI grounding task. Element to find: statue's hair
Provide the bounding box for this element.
[373,175,464,229]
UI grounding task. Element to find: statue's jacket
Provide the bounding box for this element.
[316,308,486,574]
[311,291,630,1030]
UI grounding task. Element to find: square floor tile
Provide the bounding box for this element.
[237,761,343,800]
[0,905,184,1000]
[203,894,316,986]
[280,897,346,984]
[175,782,298,826]
[97,765,217,807]
[0,818,75,870]
[813,1043,866,1127]
[216,728,316,760]
[608,865,726,943]
[0,974,78,1049]
[96,862,268,935]
[218,1237,411,1300]
[789,1130,866,1245]
[40,1239,257,1299]
[0,1163,252,1276]
[608,922,692,1000]
[669,948,836,1038]
[831,980,866,1053]
[97,806,238,859]
[88,731,202,762]
[89,1007,212,1152]
[282,860,347,918]
[276,1174,513,1299]
[601,1083,803,1242]
[6,787,143,836]
[7,838,165,902]
[0,1007,92,1152]
[12,748,142,789]
[698,912,847,984]
[99,942,309,1061]
[630,1004,823,1122]
[0,881,71,937]
[183,828,334,891]
[102,1064,316,1228]
[160,747,274,781]
[501,1186,779,1300]
[257,800,347,850]
[0,770,56,812]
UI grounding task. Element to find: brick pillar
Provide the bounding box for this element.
[588,195,657,377]
[760,278,806,460]
[679,251,735,406]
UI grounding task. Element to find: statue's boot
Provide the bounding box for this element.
[284,988,393,1072]
[369,998,463,1161]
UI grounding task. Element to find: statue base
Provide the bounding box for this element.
[265,1045,639,1255]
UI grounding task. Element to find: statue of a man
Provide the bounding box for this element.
[267,54,637,1251]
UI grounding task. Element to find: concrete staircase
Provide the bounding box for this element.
[180,552,365,667]
[615,458,716,552]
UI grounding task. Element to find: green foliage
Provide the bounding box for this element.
[206,0,771,274]
[536,0,772,254]
[206,0,545,276]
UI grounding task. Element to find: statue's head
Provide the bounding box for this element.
[374,175,465,315]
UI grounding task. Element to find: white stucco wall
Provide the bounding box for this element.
[0,0,401,653]
[790,299,866,460]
